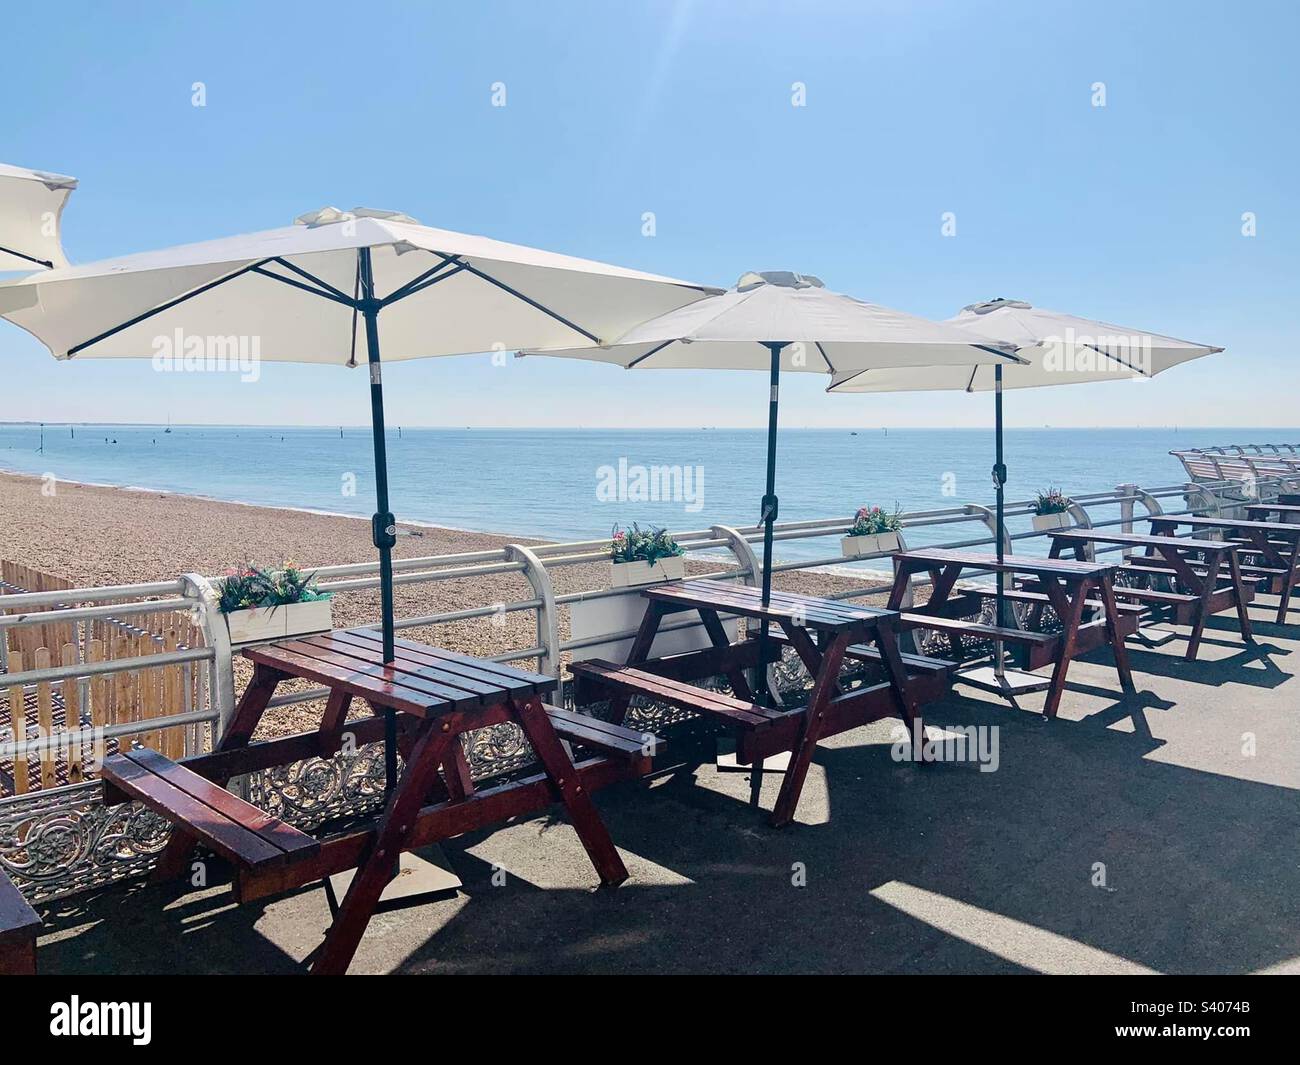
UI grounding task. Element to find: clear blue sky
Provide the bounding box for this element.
[2,0,1295,428]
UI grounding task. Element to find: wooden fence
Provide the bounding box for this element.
[1,561,205,798]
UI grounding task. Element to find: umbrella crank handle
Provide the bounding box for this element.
[760,493,779,524]
[372,511,398,550]
[991,463,1007,490]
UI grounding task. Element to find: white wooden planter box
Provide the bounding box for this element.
[840,531,901,559]
[1031,511,1074,532]
[610,555,685,588]
[222,598,334,645]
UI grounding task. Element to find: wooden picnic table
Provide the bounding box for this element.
[570,579,949,827]
[103,628,657,975]
[888,548,1135,719]
[1048,529,1253,660]
[1146,514,1300,624]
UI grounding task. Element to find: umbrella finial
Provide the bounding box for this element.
[735,271,825,292]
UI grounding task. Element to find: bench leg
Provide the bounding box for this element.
[312,717,458,976]
[772,633,849,828]
[514,695,628,886]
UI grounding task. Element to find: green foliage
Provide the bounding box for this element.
[1033,487,1073,515]
[214,562,331,613]
[848,504,903,536]
[610,523,685,565]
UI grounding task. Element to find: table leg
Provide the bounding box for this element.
[514,694,628,886]
[151,663,285,882]
[699,607,754,701]
[1161,545,1212,661]
[1094,575,1136,694]
[872,618,927,760]
[1278,534,1300,624]
[1040,578,1088,720]
[312,716,458,976]
[1226,549,1254,642]
[608,601,667,723]
[783,623,841,698]
[771,631,850,828]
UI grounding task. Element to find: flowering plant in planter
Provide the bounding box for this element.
[214,562,333,643]
[847,505,903,537]
[1031,488,1075,532]
[842,505,903,559]
[1032,488,1072,516]
[609,524,686,586]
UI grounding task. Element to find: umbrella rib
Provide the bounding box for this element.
[0,243,53,270]
[266,257,354,302]
[250,266,356,307]
[381,257,470,305]
[452,257,601,343]
[625,339,677,368]
[1084,342,1150,377]
[815,342,836,372]
[66,258,276,356]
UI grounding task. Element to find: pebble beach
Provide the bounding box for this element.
[0,470,872,736]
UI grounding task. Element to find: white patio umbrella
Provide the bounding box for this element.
[524,271,1025,699]
[0,205,717,789]
[829,297,1223,694]
[0,162,77,271]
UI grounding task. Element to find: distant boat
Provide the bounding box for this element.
[850,431,858,436]
[164,414,172,434]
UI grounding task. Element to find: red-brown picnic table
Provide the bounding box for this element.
[102,628,653,975]
[888,548,1135,719]
[1048,529,1254,660]
[1146,514,1300,624]
[570,578,943,827]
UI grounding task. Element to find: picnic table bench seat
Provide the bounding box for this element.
[102,747,321,873]
[0,868,39,976]
[544,704,661,761]
[570,659,787,731]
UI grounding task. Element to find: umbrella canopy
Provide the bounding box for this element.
[527,271,1022,372]
[0,162,77,272]
[0,205,716,793]
[827,296,1223,696]
[525,271,1024,702]
[0,206,714,361]
[827,297,1222,392]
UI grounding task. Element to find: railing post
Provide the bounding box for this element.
[181,572,234,740]
[504,544,560,678]
[711,524,760,587]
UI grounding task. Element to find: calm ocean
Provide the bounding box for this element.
[0,424,1290,561]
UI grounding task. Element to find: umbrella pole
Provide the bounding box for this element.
[993,364,1008,678]
[358,249,399,797]
[755,342,785,704]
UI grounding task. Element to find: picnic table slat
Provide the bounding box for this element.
[296,633,505,703]
[643,579,892,632]
[244,643,438,715]
[894,547,1114,578]
[343,628,557,690]
[1050,529,1232,552]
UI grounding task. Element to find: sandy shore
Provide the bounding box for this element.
[0,471,876,736]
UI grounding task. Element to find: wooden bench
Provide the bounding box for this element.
[102,747,321,873]
[544,704,661,761]
[0,869,39,976]
[570,659,787,732]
